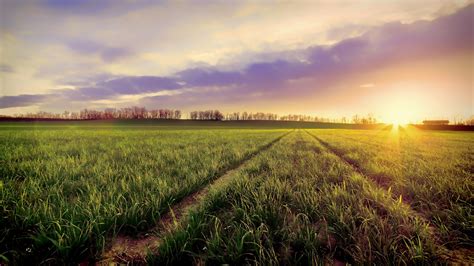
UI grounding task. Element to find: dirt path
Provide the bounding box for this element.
[98,130,293,264]
[304,130,473,263]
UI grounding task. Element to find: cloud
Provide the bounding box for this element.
[0,64,14,73]
[176,68,244,87]
[100,47,132,62]
[1,4,472,110]
[55,76,184,101]
[39,0,156,15]
[100,76,182,93]
[0,94,52,108]
[66,40,134,62]
[42,0,110,10]
[359,83,375,88]
[325,24,371,41]
[66,40,103,54]
[54,73,120,87]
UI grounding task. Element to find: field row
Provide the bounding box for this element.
[311,129,473,247]
[0,129,288,263]
[1,127,472,264]
[150,130,444,264]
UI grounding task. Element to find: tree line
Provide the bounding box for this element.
[6,106,382,124]
[4,108,474,125]
[189,110,224,120]
[217,112,376,124]
[12,107,182,120]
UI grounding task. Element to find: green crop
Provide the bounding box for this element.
[1,123,472,264]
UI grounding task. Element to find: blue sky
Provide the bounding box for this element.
[0,0,472,122]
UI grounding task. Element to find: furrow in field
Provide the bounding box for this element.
[303,130,470,263]
[150,130,446,264]
[99,130,293,264]
[304,130,390,188]
[305,130,429,214]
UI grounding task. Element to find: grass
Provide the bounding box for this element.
[0,121,472,264]
[0,126,287,263]
[152,131,441,265]
[309,128,474,247]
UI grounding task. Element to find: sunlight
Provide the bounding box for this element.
[391,122,400,133]
[389,117,408,131]
[377,85,428,125]
[392,120,400,129]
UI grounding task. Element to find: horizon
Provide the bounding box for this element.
[0,1,473,124]
[1,105,469,125]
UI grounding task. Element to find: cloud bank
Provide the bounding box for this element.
[0,2,472,121]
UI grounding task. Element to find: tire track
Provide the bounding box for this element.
[305,131,396,191]
[305,130,428,215]
[99,130,293,264]
[304,130,473,263]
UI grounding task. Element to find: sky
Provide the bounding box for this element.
[0,0,473,123]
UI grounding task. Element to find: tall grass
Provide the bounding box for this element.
[309,128,474,247]
[152,131,440,264]
[2,125,471,264]
[0,128,287,263]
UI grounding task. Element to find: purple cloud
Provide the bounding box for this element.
[60,87,115,101]
[100,76,182,96]
[40,0,160,16]
[41,0,117,14]
[0,64,14,73]
[1,4,472,110]
[53,76,184,101]
[66,40,103,54]
[176,68,244,87]
[100,47,132,62]
[0,94,52,108]
[54,73,121,87]
[66,40,133,62]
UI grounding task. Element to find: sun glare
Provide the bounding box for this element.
[391,119,405,127]
[388,117,409,132]
[392,121,400,128]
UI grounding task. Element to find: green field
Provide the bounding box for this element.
[0,121,473,264]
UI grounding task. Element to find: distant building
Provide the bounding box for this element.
[422,120,449,125]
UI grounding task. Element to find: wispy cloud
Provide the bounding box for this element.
[0,64,14,73]
[66,40,134,62]
[360,83,375,88]
[0,94,52,108]
[0,2,472,120]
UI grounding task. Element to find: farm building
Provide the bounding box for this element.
[422,120,449,125]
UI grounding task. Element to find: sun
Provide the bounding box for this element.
[392,121,400,128]
[391,119,402,127]
[388,117,409,131]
